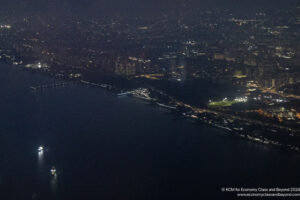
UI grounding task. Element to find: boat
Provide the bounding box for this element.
[38,146,44,154]
[51,167,57,176]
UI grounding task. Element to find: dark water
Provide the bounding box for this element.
[0,62,300,200]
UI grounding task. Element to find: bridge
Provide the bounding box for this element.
[30,82,77,91]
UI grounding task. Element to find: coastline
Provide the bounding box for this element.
[1,58,300,152]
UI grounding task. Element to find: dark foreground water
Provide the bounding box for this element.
[0,62,300,200]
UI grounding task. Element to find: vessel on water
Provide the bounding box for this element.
[51,166,57,176]
[38,146,44,154]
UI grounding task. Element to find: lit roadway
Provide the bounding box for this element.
[151,87,300,134]
[174,101,300,134]
[259,87,300,100]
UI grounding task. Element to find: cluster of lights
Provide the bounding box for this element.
[0,25,11,29]
[253,96,288,103]
[234,97,248,102]
[25,62,49,69]
[131,88,151,98]
[263,95,273,99]
[211,96,248,103]
[275,99,285,103]
[51,167,57,177]
[38,146,44,152]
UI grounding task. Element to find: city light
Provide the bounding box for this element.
[51,167,57,177]
[0,25,11,29]
[234,97,248,102]
[38,146,44,155]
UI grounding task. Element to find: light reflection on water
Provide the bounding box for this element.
[37,146,59,198]
[38,151,44,164]
[51,174,58,196]
[37,147,44,175]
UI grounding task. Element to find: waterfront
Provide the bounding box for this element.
[1,62,300,200]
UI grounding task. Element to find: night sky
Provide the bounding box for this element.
[1,0,297,19]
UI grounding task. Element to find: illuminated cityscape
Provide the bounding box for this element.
[1,4,299,150]
[0,0,299,199]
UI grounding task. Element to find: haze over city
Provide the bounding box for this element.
[0,0,299,199]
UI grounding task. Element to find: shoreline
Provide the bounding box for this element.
[1,59,300,152]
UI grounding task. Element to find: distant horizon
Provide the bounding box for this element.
[0,0,298,20]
